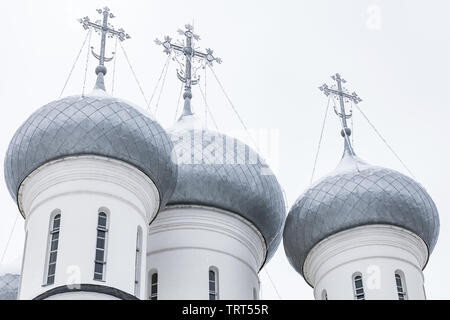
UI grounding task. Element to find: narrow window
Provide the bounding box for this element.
[321,289,328,300]
[134,227,142,296]
[46,212,61,285]
[94,210,108,281]
[353,273,365,300]
[150,272,158,300]
[209,268,218,300]
[395,271,407,300]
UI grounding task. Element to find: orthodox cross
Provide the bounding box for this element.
[79,7,130,85]
[155,24,221,116]
[319,73,362,153]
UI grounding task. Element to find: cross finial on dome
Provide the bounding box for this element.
[319,73,362,156]
[155,24,221,120]
[79,7,131,91]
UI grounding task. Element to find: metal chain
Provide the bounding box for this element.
[263,268,282,300]
[154,56,171,115]
[59,29,91,98]
[310,96,331,184]
[111,36,118,95]
[81,28,93,97]
[119,41,151,110]
[149,54,172,112]
[208,66,260,150]
[198,84,220,132]
[0,214,19,266]
[354,104,416,178]
[173,82,184,123]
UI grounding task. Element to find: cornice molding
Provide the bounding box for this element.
[18,155,159,222]
[303,224,429,286]
[150,205,267,269]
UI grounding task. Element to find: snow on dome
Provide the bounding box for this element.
[283,151,440,277]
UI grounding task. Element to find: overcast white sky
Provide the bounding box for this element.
[1,0,449,299]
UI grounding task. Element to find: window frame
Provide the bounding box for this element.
[134,226,143,297]
[93,209,109,281]
[395,271,408,300]
[44,210,61,286]
[209,267,219,300]
[352,272,365,300]
[149,271,158,300]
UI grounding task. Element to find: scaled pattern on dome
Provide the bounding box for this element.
[4,94,177,207]
[0,274,19,300]
[283,154,440,277]
[168,124,286,263]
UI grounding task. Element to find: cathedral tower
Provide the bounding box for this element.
[283,74,439,300]
[3,7,177,300]
[146,25,286,300]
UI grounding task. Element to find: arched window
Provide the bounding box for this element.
[46,211,61,285]
[134,227,142,296]
[209,267,219,300]
[94,210,108,281]
[353,273,365,300]
[395,271,407,300]
[150,272,158,300]
[321,289,328,300]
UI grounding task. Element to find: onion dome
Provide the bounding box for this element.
[156,23,285,264]
[4,8,177,209]
[4,72,177,209]
[283,140,440,278]
[284,73,440,278]
[167,111,286,264]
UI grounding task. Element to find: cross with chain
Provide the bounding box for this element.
[79,7,130,73]
[155,24,221,116]
[319,73,362,131]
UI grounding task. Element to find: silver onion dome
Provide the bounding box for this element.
[283,150,440,277]
[4,90,177,208]
[167,115,286,264]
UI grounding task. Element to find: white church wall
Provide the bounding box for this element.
[17,156,158,300]
[147,205,266,300]
[304,225,428,300]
